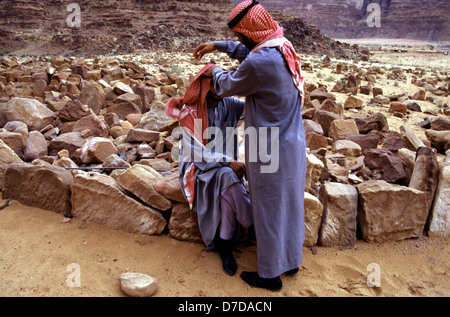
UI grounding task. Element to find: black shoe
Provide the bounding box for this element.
[240,271,282,291]
[284,267,299,275]
[216,238,237,276]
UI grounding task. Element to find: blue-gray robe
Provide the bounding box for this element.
[178,97,245,247]
[212,41,306,278]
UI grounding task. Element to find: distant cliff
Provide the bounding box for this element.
[0,0,367,60]
[232,0,450,41]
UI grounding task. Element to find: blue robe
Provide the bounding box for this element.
[178,97,245,247]
[212,41,306,278]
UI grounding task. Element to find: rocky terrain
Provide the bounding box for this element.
[0,0,448,298]
[0,0,368,60]
[240,0,450,42]
[0,45,449,250]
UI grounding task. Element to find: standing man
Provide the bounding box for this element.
[193,0,307,291]
[166,64,253,276]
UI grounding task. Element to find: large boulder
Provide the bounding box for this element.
[2,97,55,131]
[73,137,118,164]
[2,162,72,214]
[357,180,429,243]
[318,182,358,247]
[304,192,323,247]
[0,139,23,190]
[168,203,203,243]
[427,166,450,237]
[71,172,166,235]
[117,164,173,211]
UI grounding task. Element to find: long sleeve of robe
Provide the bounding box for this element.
[213,40,307,278]
[178,97,245,247]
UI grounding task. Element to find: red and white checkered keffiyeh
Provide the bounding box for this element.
[229,0,305,97]
[165,64,218,209]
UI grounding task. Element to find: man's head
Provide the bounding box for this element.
[227,0,283,49]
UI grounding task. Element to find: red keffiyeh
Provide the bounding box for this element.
[165,64,220,209]
[165,64,218,145]
[229,0,305,96]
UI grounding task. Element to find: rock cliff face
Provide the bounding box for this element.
[236,0,450,41]
[0,0,366,60]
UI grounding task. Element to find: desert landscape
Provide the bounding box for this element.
[0,0,449,300]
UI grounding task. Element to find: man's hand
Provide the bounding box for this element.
[193,42,217,61]
[228,160,246,179]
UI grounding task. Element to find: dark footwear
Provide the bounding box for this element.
[284,267,299,275]
[216,238,237,276]
[240,271,282,291]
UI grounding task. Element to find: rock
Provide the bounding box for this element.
[406,102,421,112]
[389,102,407,114]
[137,143,156,159]
[357,180,429,243]
[320,99,343,118]
[400,125,425,151]
[318,182,358,247]
[413,89,426,100]
[345,133,380,151]
[0,130,24,155]
[425,129,450,154]
[117,164,173,211]
[72,114,109,138]
[168,203,203,243]
[430,117,450,131]
[48,131,87,157]
[2,162,72,214]
[102,154,131,169]
[372,87,383,97]
[155,172,187,204]
[344,95,363,109]
[312,110,340,137]
[71,172,167,235]
[3,121,28,144]
[332,140,362,157]
[305,132,328,151]
[363,148,406,183]
[382,136,404,152]
[120,272,158,297]
[133,86,156,112]
[58,99,92,122]
[24,131,48,162]
[77,83,106,114]
[53,156,78,169]
[113,82,134,95]
[108,93,143,120]
[126,128,160,143]
[328,119,359,142]
[304,192,323,247]
[3,97,55,131]
[73,137,118,164]
[409,146,440,214]
[428,166,450,237]
[352,113,389,134]
[135,101,174,132]
[0,139,22,190]
[305,153,324,195]
[398,148,416,183]
[310,91,336,103]
[303,119,324,135]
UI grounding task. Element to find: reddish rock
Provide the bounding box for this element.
[363,148,406,183]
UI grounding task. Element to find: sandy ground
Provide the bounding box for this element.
[0,42,449,299]
[0,199,448,298]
